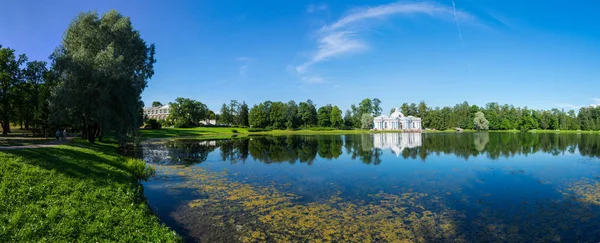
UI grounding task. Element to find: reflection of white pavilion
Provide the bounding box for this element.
[373,133,422,157]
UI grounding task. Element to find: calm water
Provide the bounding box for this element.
[138,133,600,242]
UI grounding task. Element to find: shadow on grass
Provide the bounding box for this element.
[4,142,133,185]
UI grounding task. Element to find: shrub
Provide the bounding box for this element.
[174,120,191,128]
[145,119,161,130]
[231,129,238,133]
[125,158,155,182]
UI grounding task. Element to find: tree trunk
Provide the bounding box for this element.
[1,118,10,135]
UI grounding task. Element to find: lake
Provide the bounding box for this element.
[138,133,600,242]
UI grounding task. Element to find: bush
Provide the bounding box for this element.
[248,128,272,132]
[231,129,238,133]
[174,120,191,128]
[144,119,161,129]
[125,158,155,181]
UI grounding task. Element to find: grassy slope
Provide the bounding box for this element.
[0,139,181,242]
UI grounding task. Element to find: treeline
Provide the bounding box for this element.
[248,98,382,130]
[0,10,155,146]
[406,101,595,132]
[162,98,598,132]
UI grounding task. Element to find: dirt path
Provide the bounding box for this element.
[0,137,74,150]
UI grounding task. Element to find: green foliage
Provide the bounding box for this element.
[145,118,161,130]
[0,45,27,135]
[50,10,156,146]
[473,111,489,131]
[168,97,209,128]
[317,104,332,127]
[152,101,163,107]
[361,113,374,129]
[0,140,180,242]
[125,158,156,181]
[231,129,239,133]
[330,105,343,128]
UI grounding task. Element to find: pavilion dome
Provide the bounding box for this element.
[390,108,404,118]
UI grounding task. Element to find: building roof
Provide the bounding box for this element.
[390,108,404,118]
[144,105,170,110]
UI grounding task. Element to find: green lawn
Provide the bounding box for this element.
[0,139,181,242]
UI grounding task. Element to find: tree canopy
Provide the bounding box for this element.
[50,10,156,145]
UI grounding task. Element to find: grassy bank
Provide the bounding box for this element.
[0,139,181,242]
[141,127,372,139]
[141,127,600,140]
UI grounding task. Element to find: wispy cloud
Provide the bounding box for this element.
[558,98,600,110]
[236,57,253,76]
[558,103,583,110]
[236,57,253,62]
[307,4,328,13]
[300,75,327,84]
[296,1,476,73]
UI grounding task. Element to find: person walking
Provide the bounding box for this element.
[62,128,67,140]
[55,129,61,140]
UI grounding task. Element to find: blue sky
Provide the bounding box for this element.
[1,0,600,113]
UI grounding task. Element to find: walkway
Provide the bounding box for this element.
[0,137,74,150]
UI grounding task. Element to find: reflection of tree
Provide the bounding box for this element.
[473,133,489,152]
[146,133,600,166]
[143,139,219,165]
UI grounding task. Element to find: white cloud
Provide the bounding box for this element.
[296,1,476,73]
[307,4,328,13]
[236,57,253,62]
[296,31,367,73]
[236,57,253,76]
[300,75,327,84]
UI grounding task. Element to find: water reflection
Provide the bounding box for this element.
[139,133,600,242]
[373,133,422,157]
[140,133,600,166]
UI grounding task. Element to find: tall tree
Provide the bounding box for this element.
[317,105,332,127]
[473,111,489,131]
[358,98,373,116]
[15,61,47,131]
[330,105,343,129]
[50,10,156,145]
[218,103,232,125]
[372,98,382,116]
[298,99,317,128]
[0,46,27,135]
[400,103,409,116]
[360,113,374,130]
[239,101,249,127]
[285,100,298,129]
[343,109,353,128]
[168,97,209,127]
[152,101,163,107]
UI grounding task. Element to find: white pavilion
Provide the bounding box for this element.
[373,108,422,131]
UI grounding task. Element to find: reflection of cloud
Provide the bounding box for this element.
[373,133,422,157]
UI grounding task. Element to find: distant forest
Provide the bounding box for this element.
[161,97,599,132]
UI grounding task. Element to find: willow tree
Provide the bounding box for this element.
[50,10,155,145]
